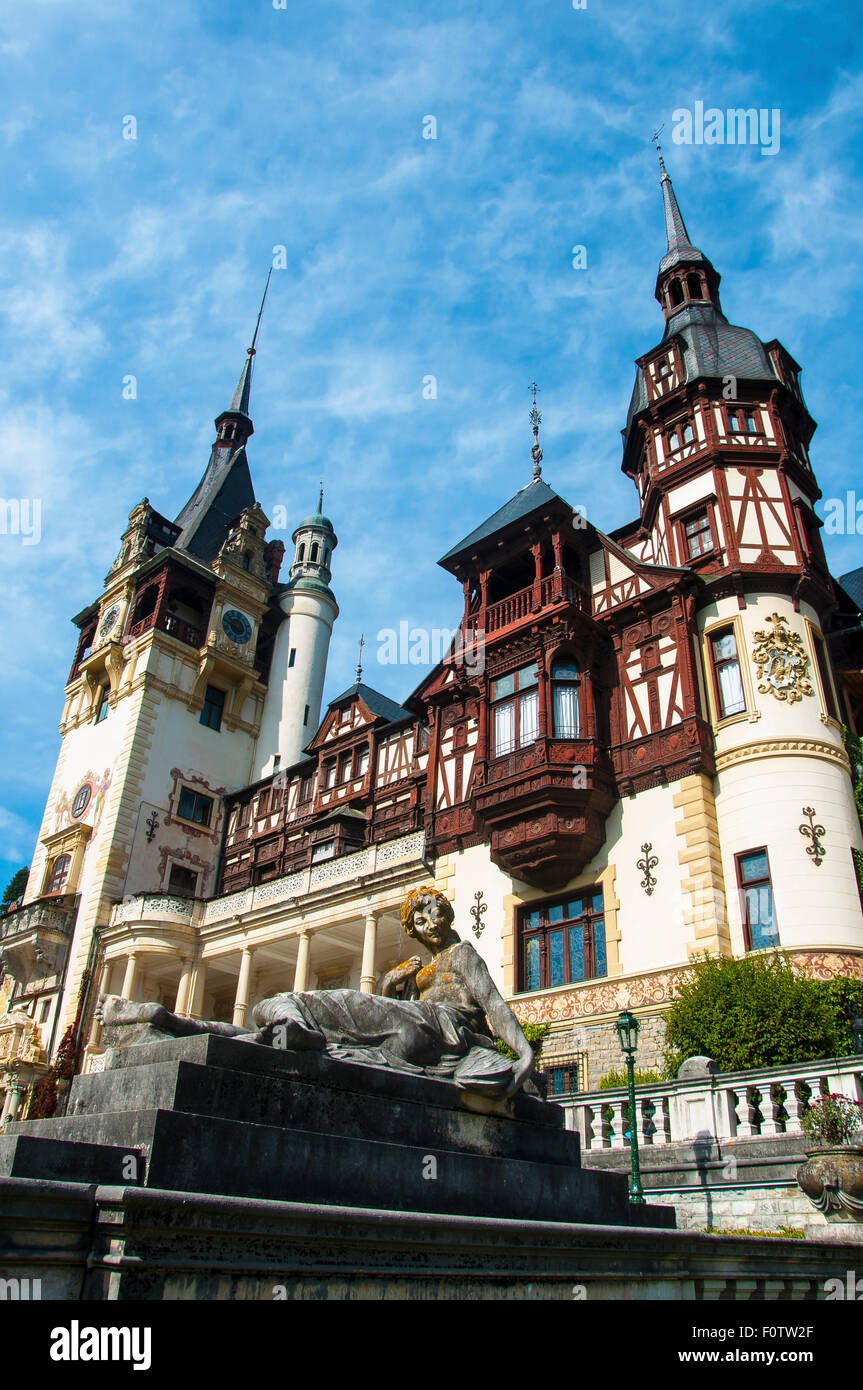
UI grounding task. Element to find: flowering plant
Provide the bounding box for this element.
[801,1093,863,1147]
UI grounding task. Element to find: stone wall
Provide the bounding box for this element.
[542,1011,668,1090]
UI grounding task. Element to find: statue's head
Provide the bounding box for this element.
[400,886,455,950]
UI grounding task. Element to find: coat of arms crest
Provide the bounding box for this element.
[751,613,813,704]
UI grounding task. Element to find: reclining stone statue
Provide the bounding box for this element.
[98,887,537,1097]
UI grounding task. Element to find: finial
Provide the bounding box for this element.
[249,268,272,357]
[529,380,543,481]
[355,633,365,684]
[652,125,669,179]
[318,480,324,514]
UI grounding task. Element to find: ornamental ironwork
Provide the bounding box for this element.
[751,613,813,705]
[637,843,658,896]
[470,890,487,938]
[799,807,826,867]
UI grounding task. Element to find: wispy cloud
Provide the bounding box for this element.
[0,0,860,881]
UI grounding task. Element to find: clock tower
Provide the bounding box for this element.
[9,328,334,1059]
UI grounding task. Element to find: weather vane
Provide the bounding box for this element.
[651,124,665,154]
[355,633,365,684]
[529,380,543,480]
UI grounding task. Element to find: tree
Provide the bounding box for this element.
[662,952,853,1075]
[2,866,28,906]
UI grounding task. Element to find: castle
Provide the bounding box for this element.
[2,155,862,1124]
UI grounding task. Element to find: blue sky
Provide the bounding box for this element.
[1,0,862,888]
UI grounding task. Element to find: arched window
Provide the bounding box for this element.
[668,278,684,307]
[687,273,703,300]
[551,659,580,738]
[47,854,71,895]
[297,543,305,562]
[242,551,251,571]
[323,549,329,567]
[310,543,319,563]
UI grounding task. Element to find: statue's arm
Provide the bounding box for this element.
[381,956,422,998]
[455,945,534,1083]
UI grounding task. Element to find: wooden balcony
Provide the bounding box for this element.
[125,612,204,649]
[465,574,587,641]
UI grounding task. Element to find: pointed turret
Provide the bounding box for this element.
[174,275,271,565]
[653,149,723,329]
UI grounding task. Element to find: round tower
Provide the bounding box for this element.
[254,492,339,778]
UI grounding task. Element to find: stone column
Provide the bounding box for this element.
[187,961,207,1019]
[360,913,378,994]
[175,957,195,1016]
[120,952,139,1002]
[232,946,255,1027]
[293,931,311,991]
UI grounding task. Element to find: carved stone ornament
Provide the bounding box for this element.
[797,1147,863,1217]
[751,612,813,704]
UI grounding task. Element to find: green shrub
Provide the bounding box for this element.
[596,1067,662,1090]
[662,952,852,1075]
[496,1019,550,1060]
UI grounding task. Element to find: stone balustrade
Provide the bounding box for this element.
[109,893,197,928]
[0,900,74,942]
[564,1055,863,1152]
[202,831,426,925]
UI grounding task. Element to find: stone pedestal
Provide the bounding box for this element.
[3,1031,673,1228]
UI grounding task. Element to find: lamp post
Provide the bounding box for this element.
[615,1009,644,1205]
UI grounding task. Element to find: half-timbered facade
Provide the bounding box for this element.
[3,155,863,1125]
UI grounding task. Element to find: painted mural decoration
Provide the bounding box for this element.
[751,613,813,705]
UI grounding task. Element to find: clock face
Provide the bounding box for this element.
[222,609,252,645]
[99,605,120,638]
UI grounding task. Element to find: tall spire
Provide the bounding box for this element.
[224,268,272,421]
[529,380,543,481]
[652,137,705,274]
[173,276,273,562]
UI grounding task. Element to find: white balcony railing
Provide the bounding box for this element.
[561,1056,863,1152]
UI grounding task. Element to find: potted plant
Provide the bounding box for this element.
[797,1094,863,1218]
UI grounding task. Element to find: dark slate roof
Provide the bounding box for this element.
[328,681,413,725]
[839,568,863,613]
[626,311,778,435]
[438,478,569,564]
[174,445,257,564]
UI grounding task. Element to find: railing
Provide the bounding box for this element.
[109,893,197,927]
[125,613,203,648]
[0,900,74,941]
[203,830,426,924]
[563,1056,863,1151]
[483,576,583,635]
